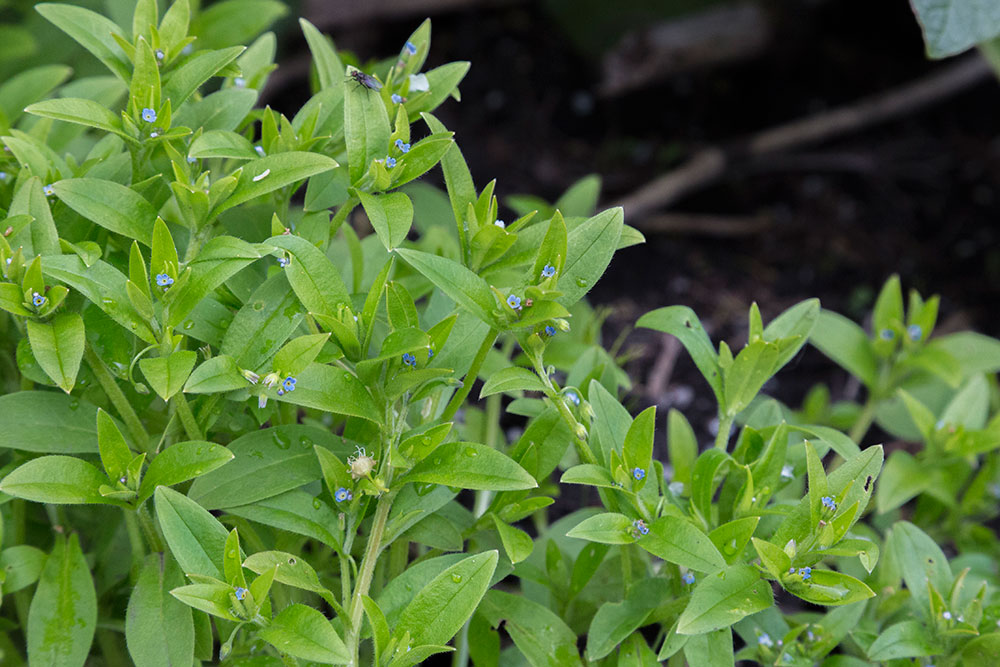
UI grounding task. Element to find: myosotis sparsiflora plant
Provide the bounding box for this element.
[2,1,1000,666]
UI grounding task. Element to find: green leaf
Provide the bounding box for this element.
[586,580,669,661]
[490,515,534,564]
[243,551,334,604]
[25,98,126,139]
[480,366,547,398]
[396,248,497,326]
[566,513,635,545]
[162,46,245,108]
[169,583,240,622]
[557,207,624,307]
[155,486,229,580]
[257,604,349,663]
[299,19,344,89]
[359,191,413,251]
[0,65,72,126]
[395,551,498,647]
[212,153,339,217]
[560,464,618,489]
[272,333,330,377]
[183,355,249,393]
[266,234,351,320]
[53,179,157,246]
[887,521,951,612]
[478,590,583,667]
[26,313,85,393]
[188,425,349,510]
[225,490,341,550]
[910,0,1000,58]
[0,455,122,505]
[0,545,47,594]
[867,620,940,660]
[137,441,233,503]
[345,65,391,184]
[190,0,287,50]
[140,350,198,401]
[723,340,779,416]
[274,363,381,423]
[637,306,723,403]
[126,554,195,667]
[188,129,258,159]
[218,271,302,369]
[682,628,732,667]
[35,3,130,80]
[421,113,475,250]
[791,569,875,606]
[809,310,878,388]
[623,406,655,486]
[876,450,929,515]
[751,537,791,580]
[27,535,97,666]
[0,391,101,454]
[638,516,727,573]
[97,408,133,482]
[402,442,537,491]
[676,564,773,635]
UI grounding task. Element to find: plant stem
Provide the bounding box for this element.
[173,393,204,440]
[345,491,394,665]
[84,342,150,451]
[849,398,877,444]
[123,509,145,576]
[441,327,498,423]
[329,196,359,238]
[714,414,734,451]
[137,504,164,553]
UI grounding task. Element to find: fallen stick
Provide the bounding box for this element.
[613,53,994,220]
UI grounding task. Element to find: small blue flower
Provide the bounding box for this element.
[908,324,922,341]
[682,572,695,585]
[155,49,165,60]
[277,256,290,268]
[32,292,46,308]
[395,138,411,153]
[541,264,555,278]
[632,467,645,481]
[427,348,434,359]
[141,108,157,123]
[282,376,296,392]
[402,353,417,367]
[233,76,246,88]
[942,610,952,620]
[242,369,260,384]
[758,633,773,647]
[494,219,505,228]
[391,93,403,104]
[632,519,648,536]
[43,184,54,196]
[879,328,894,341]
[404,41,417,55]
[155,273,174,288]
[187,156,197,163]
[566,391,580,406]
[545,325,556,336]
[821,496,837,511]
[506,294,521,310]
[800,566,812,580]
[385,156,397,169]
[255,145,266,157]
[234,587,247,601]
[781,464,794,479]
[789,567,796,574]
[335,487,353,502]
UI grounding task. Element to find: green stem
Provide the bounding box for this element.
[173,393,204,441]
[345,491,395,664]
[329,196,359,238]
[123,509,145,575]
[137,504,164,553]
[714,414,734,451]
[441,327,498,423]
[849,398,877,444]
[84,342,150,451]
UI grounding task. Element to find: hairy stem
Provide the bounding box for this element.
[441,327,498,423]
[173,393,204,441]
[84,342,150,451]
[714,414,734,451]
[345,491,394,665]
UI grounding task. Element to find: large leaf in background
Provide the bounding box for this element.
[211,153,339,217]
[0,391,103,453]
[636,306,723,403]
[52,179,157,245]
[35,3,130,80]
[265,235,351,320]
[557,207,624,307]
[345,65,391,184]
[27,534,97,666]
[395,551,498,647]
[25,313,84,394]
[910,0,1000,58]
[274,363,381,423]
[676,565,773,635]
[166,236,263,328]
[809,309,878,388]
[188,425,351,510]
[256,604,349,664]
[0,455,127,505]
[478,590,583,667]
[126,554,195,667]
[155,486,228,580]
[402,442,537,491]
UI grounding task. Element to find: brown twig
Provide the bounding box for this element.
[639,212,771,237]
[614,53,994,220]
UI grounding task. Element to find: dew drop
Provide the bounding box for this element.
[183,321,194,330]
[299,436,313,448]
[312,498,322,510]
[432,457,443,465]
[272,431,291,449]
[575,278,587,287]
[287,557,296,565]
[421,436,431,445]
[252,301,264,311]
[68,398,80,410]
[464,447,478,458]
[451,573,462,583]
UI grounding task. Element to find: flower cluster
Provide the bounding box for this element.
[395,138,411,153]
[335,487,353,503]
[402,353,417,367]
[821,496,837,512]
[631,519,648,536]
[789,566,812,581]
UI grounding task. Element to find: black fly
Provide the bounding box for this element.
[348,69,383,91]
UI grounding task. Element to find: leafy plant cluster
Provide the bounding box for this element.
[1,1,999,666]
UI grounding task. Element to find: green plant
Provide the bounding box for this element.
[3,1,1000,666]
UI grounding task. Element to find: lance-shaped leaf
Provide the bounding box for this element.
[26,312,84,393]
[52,179,156,245]
[27,535,97,666]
